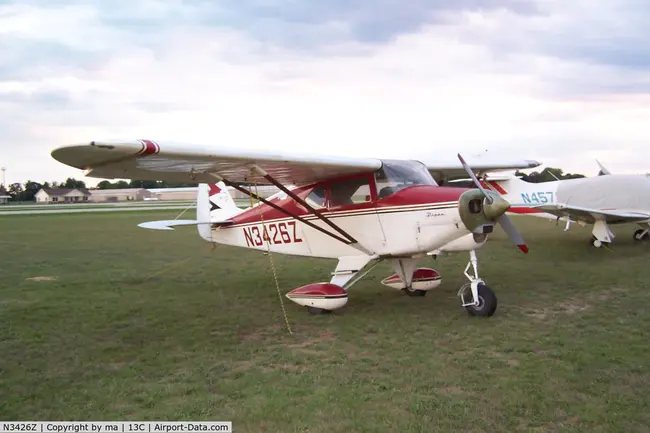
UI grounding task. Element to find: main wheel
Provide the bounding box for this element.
[591,236,603,248]
[464,283,497,317]
[307,306,332,314]
[633,229,649,242]
[402,288,427,297]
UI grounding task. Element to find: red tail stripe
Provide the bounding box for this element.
[208,184,222,196]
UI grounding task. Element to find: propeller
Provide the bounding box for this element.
[457,153,529,254]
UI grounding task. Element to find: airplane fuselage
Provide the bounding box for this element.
[489,174,650,224]
[208,185,476,259]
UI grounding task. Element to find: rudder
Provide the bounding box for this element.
[196,182,243,241]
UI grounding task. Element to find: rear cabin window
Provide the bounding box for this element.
[328,177,372,208]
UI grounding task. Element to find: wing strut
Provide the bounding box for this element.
[256,167,357,244]
[206,173,362,249]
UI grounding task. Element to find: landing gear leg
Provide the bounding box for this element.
[388,258,427,297]
[591,221,614,248]
[457,250,497,317]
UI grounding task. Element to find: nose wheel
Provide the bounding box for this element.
[457,250,498,317]
[459,282,497,316]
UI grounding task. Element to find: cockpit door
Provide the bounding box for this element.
[323,174,386,251]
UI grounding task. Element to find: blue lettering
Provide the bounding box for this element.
[521,192,554,205]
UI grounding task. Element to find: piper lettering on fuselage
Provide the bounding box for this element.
[243,221,303,247]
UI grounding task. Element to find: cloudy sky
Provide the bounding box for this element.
[1,0,649,186]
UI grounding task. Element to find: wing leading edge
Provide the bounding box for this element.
[51,139,541,186]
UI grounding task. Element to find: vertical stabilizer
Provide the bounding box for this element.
[196,182,243,241]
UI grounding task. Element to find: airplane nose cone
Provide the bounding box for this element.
[483,195,511,220]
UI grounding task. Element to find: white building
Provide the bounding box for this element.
[35,187,92,203]
[89,188,152,202]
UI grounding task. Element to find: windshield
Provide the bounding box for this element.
[375,159,437,199]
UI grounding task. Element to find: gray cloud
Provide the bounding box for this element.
[0,38,103,81]
[1,0,649,183]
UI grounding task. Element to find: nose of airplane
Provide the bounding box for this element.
[483,194,511,220]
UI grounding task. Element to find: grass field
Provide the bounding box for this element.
[2,211,650,432]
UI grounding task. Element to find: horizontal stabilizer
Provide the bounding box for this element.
[138,219,232,231]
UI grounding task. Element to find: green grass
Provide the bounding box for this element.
[1,212,650,432]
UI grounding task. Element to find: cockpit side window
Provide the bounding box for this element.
[375,160,437,199]
[305,185,326,208]
[327,176,372,208]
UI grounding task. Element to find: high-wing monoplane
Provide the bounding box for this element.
[51,140,541,316]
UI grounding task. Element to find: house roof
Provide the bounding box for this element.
[40,187,91,196]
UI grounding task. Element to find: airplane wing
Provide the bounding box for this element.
[533,204,650,224]
[51,139,540,186]
[51,139,382,186]
[427,160,540,182]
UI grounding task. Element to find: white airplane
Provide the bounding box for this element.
[51,139,540,317]
[479,166,650,248]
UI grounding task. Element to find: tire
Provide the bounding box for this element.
[634,229,649,242]
[307,306,331,314]
[464,283,497,317]
[402,288,427,297]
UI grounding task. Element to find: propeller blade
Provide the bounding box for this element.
[496,214,529,254]
[457,153,493,204]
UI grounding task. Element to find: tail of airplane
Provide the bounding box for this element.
[138,182,244,237]
[196,182,245,241]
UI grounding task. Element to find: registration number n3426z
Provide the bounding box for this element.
[243,221,302,246]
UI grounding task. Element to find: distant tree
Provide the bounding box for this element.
[21,181,43,201]
[129,180,159,189]
[8,183,23,200]
[62,177,86,189]
[514,167,586,183]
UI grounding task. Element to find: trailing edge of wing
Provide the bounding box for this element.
[138,219,232,230]
[533,204,650,223]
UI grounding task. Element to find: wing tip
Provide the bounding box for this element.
[518,244,529,254]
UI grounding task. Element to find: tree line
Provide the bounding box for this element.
[1,167,590,202]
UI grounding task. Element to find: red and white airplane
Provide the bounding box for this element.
[51,140,541,317]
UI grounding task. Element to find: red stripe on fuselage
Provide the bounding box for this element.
[509,206,543,214]
[230,185,468,226]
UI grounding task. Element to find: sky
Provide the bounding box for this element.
[1,0,650,187]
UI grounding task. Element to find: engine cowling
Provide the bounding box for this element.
[437,232,488,253]
[457,189,510,234]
